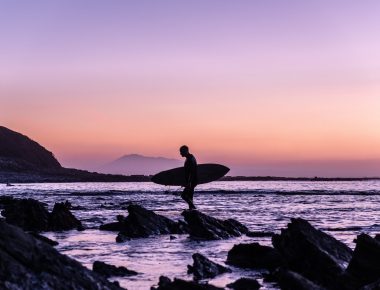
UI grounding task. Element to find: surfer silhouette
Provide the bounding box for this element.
[179,145,197,210]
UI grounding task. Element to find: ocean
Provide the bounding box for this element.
[1,180,380,289]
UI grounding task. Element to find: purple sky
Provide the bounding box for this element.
[1,1,380,177]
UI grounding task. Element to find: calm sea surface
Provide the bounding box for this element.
[1,180,380,289]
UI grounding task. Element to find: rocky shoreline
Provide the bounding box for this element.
[1,195,380,289]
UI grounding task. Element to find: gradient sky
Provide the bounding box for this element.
[1,1,380,176]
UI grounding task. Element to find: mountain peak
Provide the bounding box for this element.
[99,153,183,175]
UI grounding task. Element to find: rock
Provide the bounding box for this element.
[151,275,223,290]
[246,231,274,238]
[93,261,138,278]
[227,243,284,270]
[274,268,326,290]
[272,218,353,288]
[1,198,83,232]
[187,253,231,280]
[226,278,261,290]
[0,220,123,290]
[100,215,127,231]
[1,198,50,231]
[49,201,83,231]
[361,279,380,290]
[29,232,59,246]
[114,204,186,241]
[346,234,380,287]
[182,210,249,240]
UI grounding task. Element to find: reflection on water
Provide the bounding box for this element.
[1,181,380,289]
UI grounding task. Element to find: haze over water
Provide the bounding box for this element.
[2,180,380,289]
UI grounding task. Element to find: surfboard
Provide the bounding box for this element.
[151,163,230,186]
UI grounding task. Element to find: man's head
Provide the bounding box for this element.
[179,145,189,157]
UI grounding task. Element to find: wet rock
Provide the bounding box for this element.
[182,210,249,240]
[29,232,59,246]
[0,220,123,290]
[226,277,261,290]
[346,234,380,287]
[49,201,83,231]
[272,218,353,288]
[187,253,231,280]
[246,231,274,238]
[114,204,187,241]
[1,198,83,232]
[93,261,138,278]
[151,275,223,290]
[1,198,50,231]
[100,215,127,231]
[274,268,326,290]
[227,243,284,270]
[361,279,380,290]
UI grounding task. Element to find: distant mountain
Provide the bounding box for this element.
[99,154,183,175]
[0,126,146,183]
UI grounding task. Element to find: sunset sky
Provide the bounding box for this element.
[1,1,380,176]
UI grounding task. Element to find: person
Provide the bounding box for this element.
[179,145,197,210]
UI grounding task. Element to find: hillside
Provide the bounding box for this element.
[99,154,182,175]
[0,126,147,183]
[0,126,61,170]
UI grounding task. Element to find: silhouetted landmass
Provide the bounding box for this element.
[0,126,148,183]
[99,154,182,175]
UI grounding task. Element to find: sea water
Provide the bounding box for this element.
[1,180,380,289]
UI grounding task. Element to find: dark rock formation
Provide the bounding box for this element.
[1,198,50,231]
[49,201,83,231]
[346,234,380,287]
[93,261,138,278]
[274,268,326,290]
[226,278,261,290]
[0,126,61,169]
[227,243,284,270]
[182,210,249,240]
[361,279,380,290]
[0,220,123,290]
[0,126,149,183]
[272,218,353,288]
[246,231,274,238]
[151,275,223,290]
[1,198,83,231]
[29,232,59,246]
[187,253,231,280]
[108,204,187,241]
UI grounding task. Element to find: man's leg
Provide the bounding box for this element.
[181,187,196,210]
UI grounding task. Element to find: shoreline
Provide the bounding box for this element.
[1,172,379,184]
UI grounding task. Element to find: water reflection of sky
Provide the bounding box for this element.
[1,181,380,289]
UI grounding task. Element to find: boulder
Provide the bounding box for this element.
[0,220,123,290]
[93,261,138,278]
[1,198,50,231]
[151,275,223,290]
[187,253,231,280]
[226,278,261,290]
[346,234,380,287]
[227,243,284,270]
[1,198,83,232]
[182,210,249,240]
[29,232,59,246]
[274,268,326,290]
[115,204,187,241]
[272,218,352,288]
[49,201,83,231]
